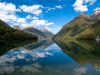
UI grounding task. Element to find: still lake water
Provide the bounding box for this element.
[0,40,100,75]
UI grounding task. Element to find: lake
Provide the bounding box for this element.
[0,40,100,75]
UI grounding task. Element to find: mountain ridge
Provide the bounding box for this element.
[23,27,54,41]
[54,10,100,41]
[0,19,38,41]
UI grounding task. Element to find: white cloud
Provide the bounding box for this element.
[30,20,54,27]
[74,5,88,12]
[84,0,96,5]
[0,2,17,22]
[47,5,64,11]
[26,15,39,20]
[56,5,63,9]
[21,19,54,28]
[0,13,17,22]
[17,18,26,24]
[73,0,88,12]
[0,2,16,13]
[16,8,21,12]
[73,0,96,12]
[19,5,43,16]
[45,26,62,34]
[0,2,56,33]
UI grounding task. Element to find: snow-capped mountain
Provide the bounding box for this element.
[91,8,100,19]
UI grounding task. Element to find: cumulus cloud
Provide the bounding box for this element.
[26,15,39,20]
[0,2,56,33]
[0,2,16,13]
[30,20,54,26]
[21,19,54,28]
[73,0,88,12]
[0,2,17,22]
[73,0,96,12]
[17,18,26,24]
[19,5,43,16]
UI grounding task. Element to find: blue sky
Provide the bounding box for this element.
[0,0,100,33]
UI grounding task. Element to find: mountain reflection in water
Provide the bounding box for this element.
[0,40,100,75]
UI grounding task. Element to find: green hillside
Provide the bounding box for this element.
[0,19,38,52]
[54,12,100,41]
[76,19,100,39]
[0,19,37,41]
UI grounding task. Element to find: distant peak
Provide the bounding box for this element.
[91,8,100,19]
[14,25,22,31]
[40,28,49,32]
[94,8,100,15]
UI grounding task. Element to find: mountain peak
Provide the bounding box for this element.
[91,8,100,19]
[14,25,22,31]
[94,8,100,15]
[40,28,50,32]
[78,13,91,18]
[23,27,54,40]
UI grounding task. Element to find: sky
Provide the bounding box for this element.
[0,0,100,34]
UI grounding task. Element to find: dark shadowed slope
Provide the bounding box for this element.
[0,19,38,55]
[0,19,37,41]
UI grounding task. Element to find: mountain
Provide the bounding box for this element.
[23,27,54,40]
[40,28,54,38]
[0,19,38,55]
[91,8,100,19]
[24,40,54,50]
[14,25,22,31]
[54,10,100,41]
[0,19,37,42]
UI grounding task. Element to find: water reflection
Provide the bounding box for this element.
[56,40,100,72]
[24,40,54,50]
[0,40,36,56]
[0,40,100,75]
[95,36,100,43]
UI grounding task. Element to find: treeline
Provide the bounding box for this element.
[0,19,38,55]
[0,20,38,41]
[0,30,38,56]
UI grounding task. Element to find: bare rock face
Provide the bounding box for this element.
[91,8,100,19]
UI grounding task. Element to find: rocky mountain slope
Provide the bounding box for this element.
[23,27,54,40]
[54,9,100,40]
